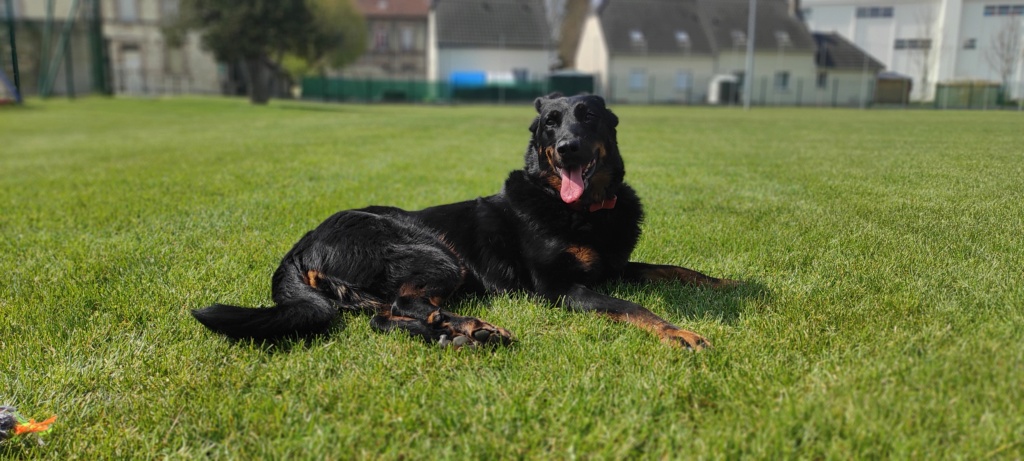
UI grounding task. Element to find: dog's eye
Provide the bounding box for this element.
[585,111,598,122]
[545,112,560,127]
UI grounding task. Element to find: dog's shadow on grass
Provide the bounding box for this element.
[609,279,771,325]
[217,320,350,354]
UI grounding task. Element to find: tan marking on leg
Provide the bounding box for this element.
[398,283,425,298]
[603,310,710,350]
[305,270,321,289]
[426,310,444,325]
[565,245,599,270]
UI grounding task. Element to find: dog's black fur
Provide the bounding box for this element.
[191,94,737,350]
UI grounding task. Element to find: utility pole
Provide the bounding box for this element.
[4,0,21,102]
[743,0,757,110]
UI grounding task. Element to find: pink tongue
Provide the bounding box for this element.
[560,167,585,203]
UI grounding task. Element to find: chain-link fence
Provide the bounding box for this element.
[300,74,1024,109]
[301,77,551,103]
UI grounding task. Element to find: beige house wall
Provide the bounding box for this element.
[716,50,819,105]
[606,54,716,103]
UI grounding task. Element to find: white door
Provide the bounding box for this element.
[122,48,144,94]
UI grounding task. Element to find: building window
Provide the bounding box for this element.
[774,71,790,90]
[675,30,691,49]
[161,0,179,20]
[817,71,828,89]
[400,27,414,51]
[675,71,692,91]
[963,38,977,49]
[117,0,139,22]
[629,30,646,51]
[983,4,1024,15]
[895,38,931,50]
[373,24,390,52]
[0,0,20,18]
[856,6,894,18]
[731,30,746,47]
[629,69,646,91]
[775,30,792,47]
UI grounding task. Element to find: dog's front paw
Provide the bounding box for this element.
[439,316,515,348]
[660,328,711,351]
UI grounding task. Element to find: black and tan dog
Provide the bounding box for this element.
[192,94,737,350]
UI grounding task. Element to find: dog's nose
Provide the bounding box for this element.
[556,140,580,154]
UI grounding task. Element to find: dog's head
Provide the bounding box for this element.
[524,94,624,209]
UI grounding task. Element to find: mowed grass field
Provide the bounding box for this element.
[1,97,1022,459]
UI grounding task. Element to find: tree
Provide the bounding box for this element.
[301,0,367,72]
[170,0,366,104]
[282,0,367,84]
[985,15,1023,93]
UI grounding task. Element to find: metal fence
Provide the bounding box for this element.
[300,77,555,104]
[301,75,1023,109]
[605,74,881,108]
[933,82,1007,109]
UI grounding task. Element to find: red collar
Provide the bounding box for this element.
[568,195,617,212]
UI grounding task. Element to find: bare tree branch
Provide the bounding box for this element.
[985,16,1024,90]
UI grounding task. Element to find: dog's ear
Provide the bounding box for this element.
[589,95,618,128]
[533,92,565,113]
[608,109,619,128]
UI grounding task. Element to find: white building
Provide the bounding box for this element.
[802,0,1024,101]
[574,0,833,105]
[427,0,552,85]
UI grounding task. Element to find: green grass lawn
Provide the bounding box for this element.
[1,97,1022,459]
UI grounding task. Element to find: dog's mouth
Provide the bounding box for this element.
[554,158,598,204]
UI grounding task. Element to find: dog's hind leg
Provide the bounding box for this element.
[386,289,514,346]
[368,310,438,341]
[361,239,514,347]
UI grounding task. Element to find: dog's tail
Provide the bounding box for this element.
[191,261,349,342]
